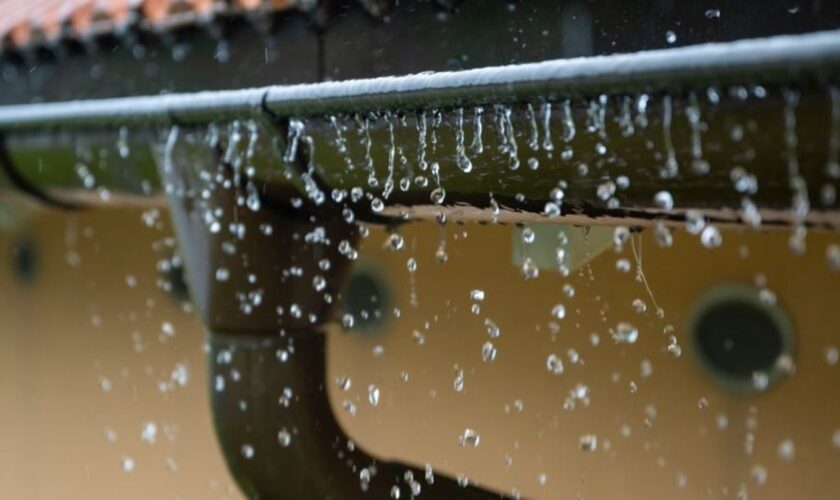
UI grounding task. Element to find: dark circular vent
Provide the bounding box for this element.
[689,285,795,394]
[342,267,390,332]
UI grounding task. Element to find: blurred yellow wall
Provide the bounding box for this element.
[0,205,839,499]
[329,222,840,499]
[0,207,241,499]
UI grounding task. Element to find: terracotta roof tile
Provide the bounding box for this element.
[0,0,307,50]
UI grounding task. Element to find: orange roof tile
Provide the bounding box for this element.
[0,0,306,50]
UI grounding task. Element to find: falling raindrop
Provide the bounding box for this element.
[613,322,639,343]
[751,465,768,486]
[700,225,722,248]
[453,367,464,392]
[632,298,647,314]
[522,227,536,244]
[826,244,840,270]
[140,422,157,444]
[368,385,380,406]
[579,434,598,452]
[386,233,405,251]
[546,354,565,375]
[777,439,796,461]
[277,428,292,447]
[481,341,497,362]
[824,346,839,366]
[459,428,481,448]
[484,318,501,338]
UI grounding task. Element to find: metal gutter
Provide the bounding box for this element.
[0,29,838,130]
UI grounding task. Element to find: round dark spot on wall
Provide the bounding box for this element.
[689,284,795,394]
[341,267,390,333]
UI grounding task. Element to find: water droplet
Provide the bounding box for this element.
[546,354,565,375]
[777,439,795,461]
[615,258,632,273]
[759,288,777,306]
[660,95,679,177]
[277,428,292,447]
[613,226,631,250]
[161,321,175,337]
[752,371,770,391]
[452,366,465,392]
[544,202,562,217]
[665,30,677,44]
[613,322,639,343]
[521,257,540,280]
[640,359,653,378]
[241,444,255,459]
[654,191,674,210]
[826,244,840,270]
[597,180,616,201]
[579,434,598,452]
[632,298,647,314]
[686,210,706,234]
[459,428,481,447]
[824,346,839,366]
[522,227,536,244]
[368,384,380,406]
[245,181,261,211]
[454,107,473,173]
[140,422,157,444]
[667,336,682,357]
[700,225,722,248]
[484,318,501,338]
[751,465,768,485]
[481,341,497,362]
[386,233,405,251]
